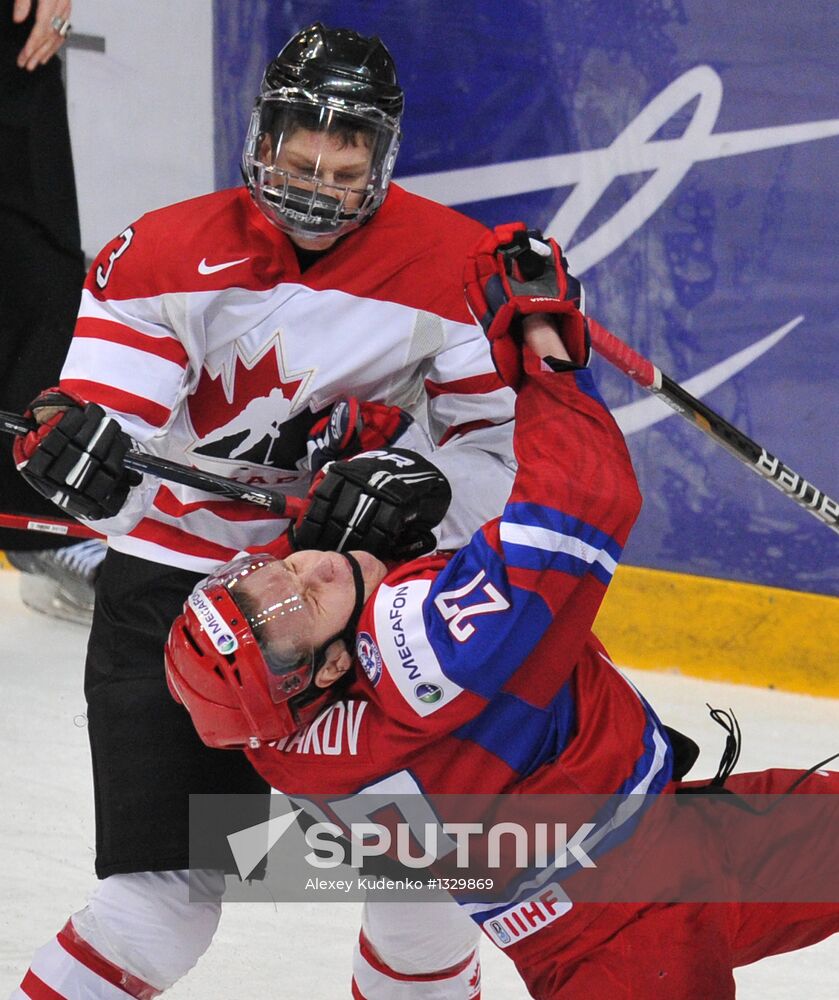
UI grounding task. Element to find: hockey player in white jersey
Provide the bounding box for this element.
[10,22,516,1000]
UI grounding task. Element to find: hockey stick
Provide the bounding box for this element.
[586,318,839,537]
[0,411,306,520]
[0,512,103,539]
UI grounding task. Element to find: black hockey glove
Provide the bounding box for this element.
[14,388,142,520]
[292,449,452,561]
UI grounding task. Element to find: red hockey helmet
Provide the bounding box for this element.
[164,553,332,749]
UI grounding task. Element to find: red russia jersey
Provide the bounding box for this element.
[248,360,674,929]
[60,185,516,571]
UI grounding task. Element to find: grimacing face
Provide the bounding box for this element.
[259,125,375,249]
[236,550,387,686]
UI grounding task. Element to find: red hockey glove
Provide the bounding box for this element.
[292,448,451,560]
[306,397,415,473]
[13,387,142,520]
[464,222,590,390]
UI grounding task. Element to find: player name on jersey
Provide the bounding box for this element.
[268,700,367,756]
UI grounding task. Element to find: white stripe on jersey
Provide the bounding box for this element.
[61,339,187,435]
[574,724,669,853]
[65,269,514,570]
[103,539,218,574]
[499,522,619,577]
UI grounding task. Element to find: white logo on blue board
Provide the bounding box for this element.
[402,65,839,276]
[356,632,382,686]
[401,66,836,437]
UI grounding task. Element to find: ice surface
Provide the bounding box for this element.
[1,571,836,997]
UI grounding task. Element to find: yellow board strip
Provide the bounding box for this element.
[0,551,13,570]
[595,565,839,698]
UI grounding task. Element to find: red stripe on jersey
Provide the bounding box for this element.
[438,418,506,446]
[130,517,240,562]
[59,379,172,428]
[75,317,189,368]
[56,920,160,998]
[357,931,476,982]
[424,372,505,398]
[20,970,66,1000]
[152,485,282,522]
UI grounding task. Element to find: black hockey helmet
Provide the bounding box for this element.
[264,23,404,119]
[242,23,404,244]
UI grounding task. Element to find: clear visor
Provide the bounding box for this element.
[242,89,401,240]
[202,554,315,704]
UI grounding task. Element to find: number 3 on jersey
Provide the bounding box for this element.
[433,570,510,642]
[95,227,135,289]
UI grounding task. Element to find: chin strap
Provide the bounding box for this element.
[328,551,367,659]
[291,553,368,720]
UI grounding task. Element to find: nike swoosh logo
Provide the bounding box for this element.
[198,256,250,275]
[614,315,803,436]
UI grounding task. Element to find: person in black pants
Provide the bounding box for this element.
[0,0,105,624]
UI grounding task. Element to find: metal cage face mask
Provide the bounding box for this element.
[200,554,316,704]
[242,90,401,242]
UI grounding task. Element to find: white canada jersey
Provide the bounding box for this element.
[59,184,516,571]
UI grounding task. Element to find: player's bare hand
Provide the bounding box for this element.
[464,223,588,388]
[14,0,72,72]
[521,315,572,363]
[31,403,69,425]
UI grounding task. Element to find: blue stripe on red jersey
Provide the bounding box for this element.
[459,719,673,924]
[614,691,674,799]
[425,530,552,699]
[564,712,674,868]
[452,680,577,777]
[500,502,624,586]
[572,368,610,407]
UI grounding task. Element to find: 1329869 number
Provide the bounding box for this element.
[439,878,494,890]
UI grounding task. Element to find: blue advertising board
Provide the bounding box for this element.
[214,1,838,597]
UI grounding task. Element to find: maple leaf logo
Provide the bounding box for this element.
[187,339,322,470]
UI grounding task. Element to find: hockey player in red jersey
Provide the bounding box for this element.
[9,23,516,1000]
[165,225,839,999]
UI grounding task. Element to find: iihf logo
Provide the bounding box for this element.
[488,920,511,945]
[356,632,382,686]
